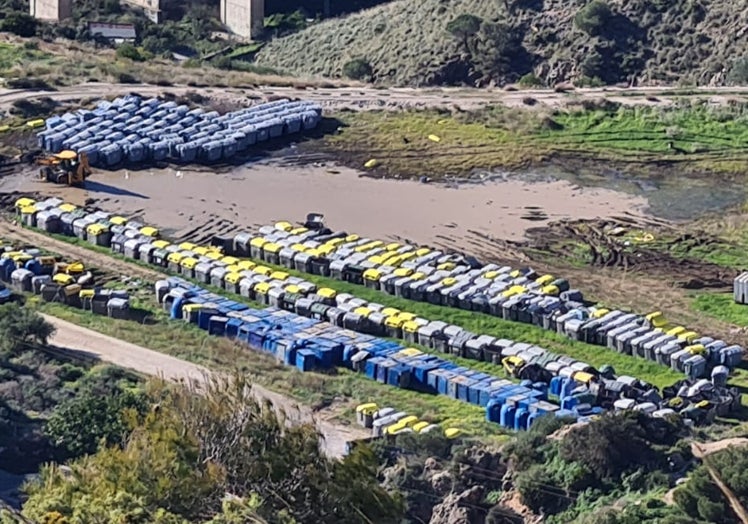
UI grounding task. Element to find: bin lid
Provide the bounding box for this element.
[14,197,36,209]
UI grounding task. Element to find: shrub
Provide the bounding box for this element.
[446,13,482,45]
[116,44,145,62]
[56,364,84,383]
[342,58,373,80]
[212,56,233,70]
[574,0,612,37]
[727,56,748,85]
[516,465,570,514]
[518,73,543,87]
[102,0,122,14]
[580,50,607,79]
[5,77,53,90]
[575,75,605,88]
[182,58,202,69]
[472,22,523,81]
[1,13,38,38]
[559,413,664,483]
[117,73,139,84]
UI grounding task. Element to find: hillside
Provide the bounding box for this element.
[254,0,748,87]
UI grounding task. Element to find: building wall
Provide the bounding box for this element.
[121,0,160,9]
[29,0,72,21]
[121,0,163,23]
[221,0,264,39]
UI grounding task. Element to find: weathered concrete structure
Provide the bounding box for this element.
[29,0,72,21]
[121,0,163,23]
[220,0,264,40]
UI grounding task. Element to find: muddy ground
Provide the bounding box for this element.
[1,110,746,349]
[0,161,743,349]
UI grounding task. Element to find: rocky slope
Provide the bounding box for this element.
[254,0,748,87]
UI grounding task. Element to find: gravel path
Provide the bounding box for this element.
[1,83,747,114]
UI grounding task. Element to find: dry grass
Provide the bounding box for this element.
[0,35,348,90]
[255,0,501,85]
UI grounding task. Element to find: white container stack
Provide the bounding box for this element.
[37,96,323,168]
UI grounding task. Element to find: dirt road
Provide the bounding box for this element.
[692,438,748,458]
[1,83,747,114]
[42,313,368,458]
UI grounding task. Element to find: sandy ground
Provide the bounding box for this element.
[41,313,369,458]
[19,162,648,252]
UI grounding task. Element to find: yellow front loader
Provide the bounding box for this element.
[37,150,92,188]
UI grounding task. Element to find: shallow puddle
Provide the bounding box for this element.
[507,167,747,222]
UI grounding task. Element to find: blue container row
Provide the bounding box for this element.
[38,96,322,168]
[158,276,609,431]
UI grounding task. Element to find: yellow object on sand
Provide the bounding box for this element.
[364,159,379,168]
[428,134,441,142]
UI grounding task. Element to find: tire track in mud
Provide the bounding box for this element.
[524,218,738,289]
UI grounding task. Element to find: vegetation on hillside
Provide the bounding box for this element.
[23,374,403,524]
[0,303,142,476]
[672,444,748,524]
[255,0,748,87]
[18,367,712,523]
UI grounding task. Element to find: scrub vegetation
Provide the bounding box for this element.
[0,303,143,476]
[323,101,748,178]
[255,0,748,87]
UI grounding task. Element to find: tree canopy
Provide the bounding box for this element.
[23,374,402,524]
[0,304,55,354]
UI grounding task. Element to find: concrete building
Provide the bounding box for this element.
[220,0,264,40]
[29,0,72,21]
[121,0,164,23]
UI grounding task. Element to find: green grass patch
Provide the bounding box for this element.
[0,42,51,71]
[690,293,748,328]
[544,105,748,155]
[324,104,748,178]
[664,239,745,269]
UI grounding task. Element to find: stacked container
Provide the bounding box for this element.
[39,96,323,168]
